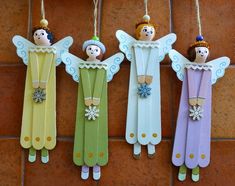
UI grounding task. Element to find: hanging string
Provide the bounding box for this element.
[93,0,99,37]
[41,0,45,20]
[144,0,148,15]
[195,0,202,36]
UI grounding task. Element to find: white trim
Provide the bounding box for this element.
[185,63,212,71]
[79,61,108,70]
[133,41,159,48]
[29,46,56,54]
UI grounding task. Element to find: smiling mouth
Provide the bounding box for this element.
[37,37,40,39]
[201,55,204,57]
[146,34,149,36]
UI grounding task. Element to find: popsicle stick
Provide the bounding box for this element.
[40,53,53,88]
[20,66,33,149]
[29,52,39,88]
[84,69,98,167]
[133,46,145,76]
[96,74,108,166]
[32,53,47,150]
[44,57,56,150]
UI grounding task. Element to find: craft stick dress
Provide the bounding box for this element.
[74,61,108,167]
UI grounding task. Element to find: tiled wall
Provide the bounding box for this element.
[0,0,234,185]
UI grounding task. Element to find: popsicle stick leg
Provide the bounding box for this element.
[41,148,49,164]
[178,164,187,181]
[81,165,89,180]
[93,165,101,180]
[133,142,141,159]
[192,166,200,182]
[28,147,36,163]
[147,143,156,159]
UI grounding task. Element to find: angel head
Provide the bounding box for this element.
[82,36,106,61]
[188,35,210,63]
[32,19,54,46]
[135,15,158,41]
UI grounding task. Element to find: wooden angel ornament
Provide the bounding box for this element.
[169,35,230,182]
[61,36,124,180]
[116,15,176,159]
[12,19,73,163]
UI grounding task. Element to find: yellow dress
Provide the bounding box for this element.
[20,47,56,151]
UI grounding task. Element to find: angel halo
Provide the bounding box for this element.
[169,35,230,182]
[12,16,73,164]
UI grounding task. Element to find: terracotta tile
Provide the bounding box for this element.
[0,66,25,136]
[98,140,172,186]
[101,0,171,63]
[0,139,22,186]
[24,140,97,186]
[172,0,235,63]
[56,66,77,137]
[32,0,96,59]
[172,67,235,138]
[0,0,28,63]
[173,141,235,186]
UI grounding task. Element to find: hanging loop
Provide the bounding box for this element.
[93,0,99,37]
[195,0,202,36]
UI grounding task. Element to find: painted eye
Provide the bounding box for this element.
[205,51,207,53]
[42,33,44,35]
[35,33,38,36]
[198,50,201,53]
[95,49,98,52]
[89,48,92,50]
[150,31,153,34]
[143,29,147,32]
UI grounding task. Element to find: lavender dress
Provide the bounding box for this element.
[172,64,212,169]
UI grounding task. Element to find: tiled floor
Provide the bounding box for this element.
[0,0,234,185]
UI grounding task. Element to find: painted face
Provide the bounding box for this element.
[33,29,51,46]
[86,45,101,60]
[194,47,209,63]
[139,25,155,41]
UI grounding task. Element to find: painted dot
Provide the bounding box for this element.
[99,152,104,157]
[201,154,206,159]
[189,153,194,159]
[176,153,181,158]
[76,152,81,158]
[152,133,157,138]
[24,136,30,141]
[142,133,146,138]
[35,137,40,142]
[130,133,134,138]
[88,153,93,158]
[47,136,52,141]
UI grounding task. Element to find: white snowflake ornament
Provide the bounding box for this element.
[189,106,203,121]
[85,106,100,120]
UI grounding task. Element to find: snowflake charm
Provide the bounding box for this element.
[137,83,151,98]
[85,106,100,120]
[33,88,46,103]
[189,106,203,121]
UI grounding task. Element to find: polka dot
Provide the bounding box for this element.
[130,133,134,138]
[141,133,146,138]
[35,137,40,142]
[201,154,206,159]
[47,136,52,141]
[99,152,104,157]
[189,154,194,159]
[176,153,181,158]
[152,133,157,138]
[76,152,81,158]
[24,136,30,141]
[88,153,93,158]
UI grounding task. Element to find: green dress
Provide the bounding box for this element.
[73,61,108,167]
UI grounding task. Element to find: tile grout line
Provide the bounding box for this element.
[21,149,25,186]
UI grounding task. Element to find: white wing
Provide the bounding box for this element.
[104,53,125,82]
[157,33,177,62]
[169,49,191,81]
[61,52,85,82]
[116,30,136,62]
[206,57,230,84]
[52,36,73,66]
[12,35,35,65]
